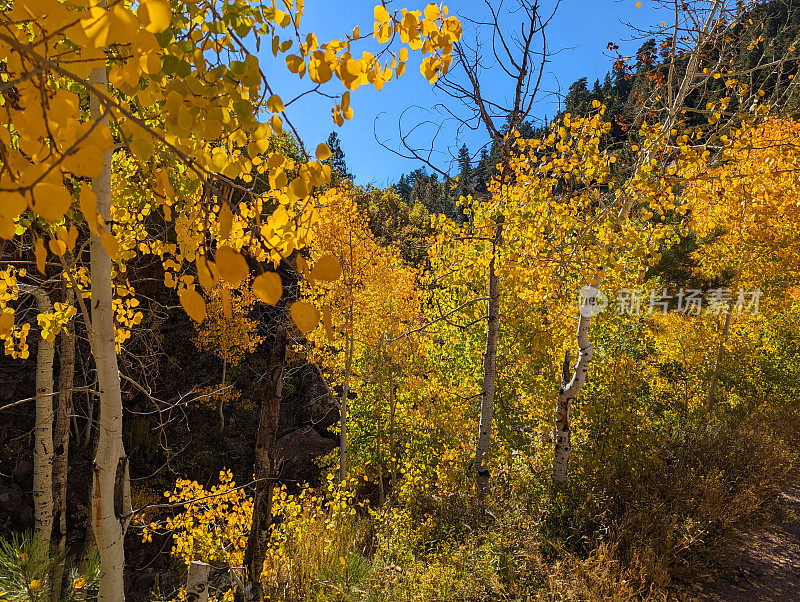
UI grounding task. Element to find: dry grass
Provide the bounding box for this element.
[530,411,799,601]
[360,408,800,601]
[179,407,798,601]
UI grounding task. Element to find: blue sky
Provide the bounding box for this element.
[257,0,664,186]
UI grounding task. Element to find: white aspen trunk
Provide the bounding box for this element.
[186,561,211,602]
[51,285,76,602]
[475,218,503,502]
[89,63,128,601]
[339,328,353,484]
[552,284,601,483]
[24,286,55,549]
[707,298,734,411]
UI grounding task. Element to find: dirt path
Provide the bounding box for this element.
[698,483,800,601]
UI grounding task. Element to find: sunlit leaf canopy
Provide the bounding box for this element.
[0,0,461,343]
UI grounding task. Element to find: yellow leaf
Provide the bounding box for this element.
[101,232,119,259]
[221,287,233,319]
[338,56,362,90]
[316,143,332,161]
[310,254,342,281]
[288,176,309,201]
[155,168,175,202]
[286,54,306,76]
[211,147,228,171]
[270,114,283,133]
[215,246,249,285]
[35,237,47,274]
[219,203,233,240]
[0,312,14,336]
[420,56,440,83]
[62,225,79,251]
[0,191,28,218]
[267,95,285,113]
[60,126,112,178]
[0,216,14,239]
[424,3,439,20]
[296,255,313,285]
[271,169,288,190]
[49,239,67,256]
[32,182,72,222]
[374,4,391,23]
[140,53,161,74]
[322,305,333,341]
[290,301,320,335]
[268,153,286,169]
[179,288,207,323]
[138,0,172,34]
[79,185,99,236]
[375,21,392,43]
[81,4,138,49]
[109,4,138,45]
[80,6,111,49]
[196,258,219,290]
[309,51,333,83]
[252,272,283,305]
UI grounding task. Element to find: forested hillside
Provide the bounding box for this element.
[1,1,800,601]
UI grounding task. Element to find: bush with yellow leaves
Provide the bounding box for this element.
[152,471,370,600]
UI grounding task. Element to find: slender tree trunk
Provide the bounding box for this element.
[339,329,353,483]
[377,411,385,504]
[475,217,504,502]
[243,327,286,599]
[552,283,601,483]
[89,63,129,601]
[51,287,76,602]
[82,382,95,448]
[389,381,397,491]
[25,286,55,549]
[707,299,734,411]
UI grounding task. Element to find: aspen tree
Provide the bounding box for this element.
[0,0,461,597]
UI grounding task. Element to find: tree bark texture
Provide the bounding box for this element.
[707,298,734,411]
[186,561,211,602]
[25,286,55,549]
[243,327,286,599]
[475,217,504,502]
[51,286,75,602]
[339,329,353,483]
[89,62,130,601]
[552,284,601,483]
